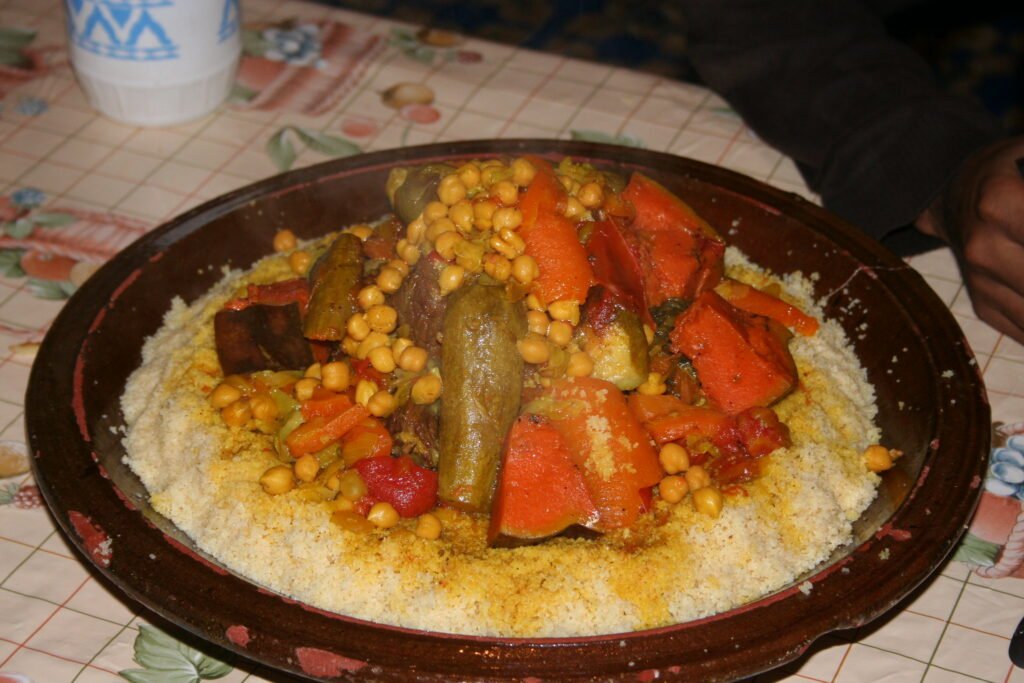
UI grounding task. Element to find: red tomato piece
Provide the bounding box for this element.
[354,455,438,518]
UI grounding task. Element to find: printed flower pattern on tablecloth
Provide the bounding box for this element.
[232,18,385,115]
[0,188,149,300]
[954,422,1024,576]
[389,27,482,65]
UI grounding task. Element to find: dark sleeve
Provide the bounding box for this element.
[680,0,1002,239]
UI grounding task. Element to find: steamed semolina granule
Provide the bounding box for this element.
[120,246,880,637]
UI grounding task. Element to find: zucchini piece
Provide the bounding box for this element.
[389,164,456,225]
[575,286,650,391]
[438,281,526,511]
[303,233,362,341]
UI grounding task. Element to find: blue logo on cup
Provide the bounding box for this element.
[65,0,179,61]
[219,0,240,43]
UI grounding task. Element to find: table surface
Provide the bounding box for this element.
[2,0,1024,681]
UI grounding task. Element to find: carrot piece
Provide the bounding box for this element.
[627,393,691,424]
[286,403,370,457]
[300,391,354,420]
[518,157,595,305]
[645,405,736,446]
[669,291,797,414]
[341,417,394,465]
[488,415,599,547]
[541,377,662,530]
[715,279,819,336]
[621,172,725,306]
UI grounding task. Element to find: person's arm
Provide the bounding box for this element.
[681,0,1024,342]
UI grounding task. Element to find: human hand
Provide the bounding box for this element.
[916,137,1024,345]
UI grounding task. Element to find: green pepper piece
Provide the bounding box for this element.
[303,232,362,341]
[437,281,526,512]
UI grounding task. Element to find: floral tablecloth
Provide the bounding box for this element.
[1,0,1023,681]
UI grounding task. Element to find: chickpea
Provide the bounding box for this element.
[341,335,360,357]
[457,162,481,189]
[260,465,295,495]
[338,469,368,501]
[483,253,512,282]
[321,361,350,392]
[864,445,902,472]
[659,443,690,475]
[288,250,313,276]
[367,390,398,417]
[346,224,374,241]
[294,377,319,402]
[499,228,526,254]
[489,235,518,260]
[426,217,457,243]
[346,313,371,341]
[354,379,378,407]
[223,374,253,394]
[221,399,251,427]
[391,337,414,361]
[473,199,498,230]
[398,346,428,372]
[517,333,550,365]
[356,331,390,360]
[577,181,605,209]
[693,487,723,517]
[511,254,539,285]
[566,351,594,377]
[406,216,427,245]
[357,285,385,310]
[209,382,242,408]
[293,454,320,483]
[366,346,395,374]
[492,206,523,232]
[435,231,463,260]
[367,501,400,529]
[480,165,506,188]
[411,374,443,405]
[511,157,536,187]
[376,266,404,293]
[547,300,580,326]
[272,229,297,252]
[438,174,468,206]
[422,201,449,224]
[685,465,711,491]
[250,393,279,421]
[527,310,550,336]
[400,241,421,265]
[659,475,689,504]
[304,362,322,379]
[387,258,410,277]
[415,513,442,540]
[637,372,667,396]
[439,264,466,295]
[525,293,545,311]
[547,320,573,347]
[433,506,458,524]
[365,305,398,334]
[564,196,586,220]
[491,180,519,206]
[331,510,374,533]
[559,174,579,193]
[449,200,474,233]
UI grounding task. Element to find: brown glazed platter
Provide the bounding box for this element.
[26,139,989,682]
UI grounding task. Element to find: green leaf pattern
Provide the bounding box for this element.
[266,125,362,171]
[119,625,233,683]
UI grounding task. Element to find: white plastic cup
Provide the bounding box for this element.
[64,0,242,127]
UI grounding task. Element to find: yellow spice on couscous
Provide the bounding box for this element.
[120,245,880,637]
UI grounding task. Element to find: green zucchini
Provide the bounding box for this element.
[438,281,526,511]
[302,233,362,341]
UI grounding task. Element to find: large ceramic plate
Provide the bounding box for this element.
[26,140,989,682]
